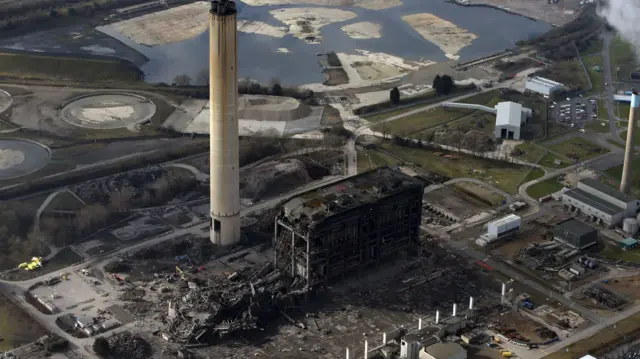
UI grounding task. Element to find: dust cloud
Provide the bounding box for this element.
[599,0,640,58]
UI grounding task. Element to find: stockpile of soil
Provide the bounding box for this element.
[240,158,312,201]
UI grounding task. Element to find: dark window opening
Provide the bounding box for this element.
[214,219,221,233]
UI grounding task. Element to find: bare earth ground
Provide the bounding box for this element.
[468,0,580,26]
[0,291,48,352]
[424,186,488,220]
[603,275,640,301]
[402,13,477,60]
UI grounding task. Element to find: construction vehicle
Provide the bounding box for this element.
[501,352,513,357]
[521,299,534,310]
[18,257,43,271]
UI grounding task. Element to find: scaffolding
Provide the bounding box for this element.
[273,167,424,291]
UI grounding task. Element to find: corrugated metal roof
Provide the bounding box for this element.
[563,188,625,216]
[555,218,597,237]
[489,214,521,227]
[580,178,635,203]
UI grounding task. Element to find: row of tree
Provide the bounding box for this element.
[389,74,456,105]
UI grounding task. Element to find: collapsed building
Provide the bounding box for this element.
[274,167,424,291]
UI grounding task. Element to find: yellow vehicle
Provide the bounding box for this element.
[20,257,43,271]
[501,352,513,357]
[176,266,186,281]
[18,263,28,269]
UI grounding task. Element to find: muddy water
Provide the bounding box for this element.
[101,0,551,85]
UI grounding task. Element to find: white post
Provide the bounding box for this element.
[469,297,474,311]
[364,340,369,359]
[346,348,350,359]
[453,303,457,317]
[419,318,423,330]
[501,283,506,296]
[435,310,440,324]
[382,332,387,344]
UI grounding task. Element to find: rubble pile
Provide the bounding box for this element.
[71,166,165,203]
[240,159,312,201]
[151,263,305,346]
[107,331,152,359]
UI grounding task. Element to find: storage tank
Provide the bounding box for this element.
[623,218,639,235]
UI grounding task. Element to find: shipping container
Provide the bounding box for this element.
[487,214,521,239]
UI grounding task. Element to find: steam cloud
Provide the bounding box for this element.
[599,0,640,58]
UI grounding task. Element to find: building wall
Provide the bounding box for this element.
[525,81,553,96]
[562,196,623,227]
[578,182,628,209]
[552,226,598,249]
[495,124,521,140]
[420,348,467,359]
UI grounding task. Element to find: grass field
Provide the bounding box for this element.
[611,35,637,83]
[546,137,609,162]
[0,52,142,83]
[541,60,589,91]
[538,152,569,168]
[606,158,640,189]
[512,143,546,163]
[544,311,640,359]
[2,247,83,281]
[0,292,49,352]
[357,150,399,173]
[381,143,531,193]
[601,244,640,264]
[585,119,609,133]
[526,177,564,199]
[598,100,609,121]
[44,190,85,213]
[371,90,501,136]
[617,102,631,120]
[618,129,640,146]
[582,55,604,94]
[522,168,545,184]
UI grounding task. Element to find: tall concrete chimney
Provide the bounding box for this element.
[209,0,241,245]
[621,92,640,194]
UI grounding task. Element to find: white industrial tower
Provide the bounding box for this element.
[209,0,241,245]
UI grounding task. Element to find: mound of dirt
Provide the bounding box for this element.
[240,158,312,201]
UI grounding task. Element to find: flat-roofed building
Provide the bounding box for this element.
[494,102,531,140]
[553,218,598,249]
[562,179,640,227]
[525,76,563,96]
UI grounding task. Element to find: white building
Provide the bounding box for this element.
[525,76,563,96]
[487,214,521,239]
[562,179,640,227]
[420,342,467,359]
[494,102,531,140]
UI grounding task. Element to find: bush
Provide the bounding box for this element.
[43,334,69,352]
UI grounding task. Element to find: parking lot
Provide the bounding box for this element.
[550,96,599,129]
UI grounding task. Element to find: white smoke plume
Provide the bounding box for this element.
[598,0,640,58]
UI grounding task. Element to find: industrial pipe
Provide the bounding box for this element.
[453,303,457,317]
[435,310,440,324]
[418,318,422,330]
[469,297,474,311]
[621,92,640,194]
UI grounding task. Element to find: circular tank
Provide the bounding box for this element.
[623,218,639,235]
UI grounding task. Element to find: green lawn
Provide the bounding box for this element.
[538,152,569,168]
[611,35,637,82]
[601,245,640,263]
[44,191,84,212]
[512,142,546,163]
[582,55,604,94]
[598,100,609,121]
[619,129,640,146]
[371,90,501,136]
[585,119,609,133]
[0,52,142,83]
[526,177,564,199]
[522,168,545,183]
[381,143,531,193]
[541,60,590,91]
[618,102,631,120]
[357,150,399,173]
[606,158,640,189]
[546,137,609,162]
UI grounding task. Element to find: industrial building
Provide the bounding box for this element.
[273,167,424,290]
[494,102,531,140]
[553,218,598,250]
[619,237,638,250]
[562,179,640,227]
[525,76,563,96]
[487,214,521,239]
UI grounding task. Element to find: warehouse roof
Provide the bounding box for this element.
[563,188,625,216]
[423,342,465,359]
[488,214,521,227]
[495,102,523,127]
[282,167,423,224]
[580,178,635,203]
[555,218,597,237]
[528,76,563,88]
[620,238,638,246]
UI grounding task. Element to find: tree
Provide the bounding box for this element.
[173,74,191,87]
[389,87,400,104]
[433,74,455,95]
[109,187,135,212]
[93,337,110,357]
[271,83,283,96]
[196,69,209,86]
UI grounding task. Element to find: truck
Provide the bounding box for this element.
[502,352,513,357]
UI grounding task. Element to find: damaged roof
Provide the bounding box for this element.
[282,167,423,223]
